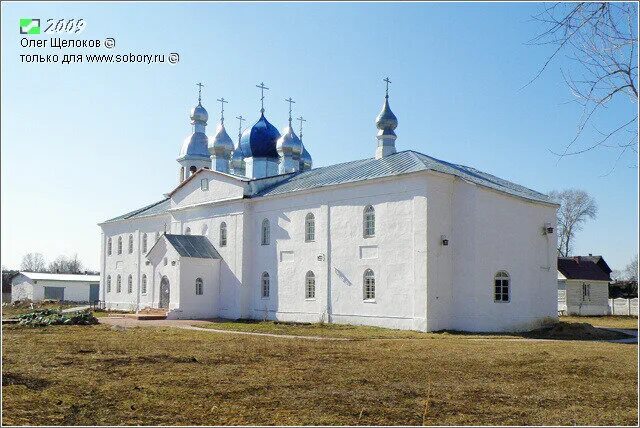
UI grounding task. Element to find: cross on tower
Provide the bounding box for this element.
[256,82,269,113]
[383,77,391,98]
[196,82,204,103]
[217,97,228,123]
[297,116,307,140]
[236,115,245,140]
[284,97,295,125]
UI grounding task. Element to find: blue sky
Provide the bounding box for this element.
[1,2,637,272]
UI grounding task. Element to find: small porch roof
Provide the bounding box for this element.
[148,234,222,260]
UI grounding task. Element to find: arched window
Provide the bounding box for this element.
[185,227,191,235]
[494,271,510,302]
[107,237,112,256]
[261,272,270,298]
[220,222,227,247]
[106,275,111,293]
[201,179,209,191]
[363,269,375,300]
[363,205,375,237]
[117,236,123,254]
[116,275,122,293]
[127,275,133,294]
[141,275,147,295]
[305,271,316,299]
[261,219,270,245]
[201,224,208,236]
[142,233,148,253]
[305,213,315,242]
[195,277,203,295]
[128,234,134,254]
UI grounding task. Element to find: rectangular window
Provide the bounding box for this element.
[196,283,203,295]
[494,279,509,302]
[582,283,591,301]
[201,179,209,191]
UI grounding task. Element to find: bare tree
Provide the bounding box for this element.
[528,2,638,170]
[549,189,598,256]
[624,255,638,282]
[20,253,47,272]
[48,254,83,274]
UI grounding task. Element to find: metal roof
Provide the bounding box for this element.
[103,150,553,224]
[251,150,554,204]
[18,272,100,282]
[558,257,612,281]
[104,198,170,223]
[164,234,221,259]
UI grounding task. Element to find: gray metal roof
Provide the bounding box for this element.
[104,150,553,224]
[104,198,170,223]
[164,234,221,259]
[251,150,553,204]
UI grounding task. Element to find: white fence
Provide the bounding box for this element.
[608,298,639,316]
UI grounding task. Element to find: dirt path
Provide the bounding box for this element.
[99,317,351,341]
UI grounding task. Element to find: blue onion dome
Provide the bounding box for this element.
[190,103,208,124]
[240,113,281,158]
[375,96,398,135]
[179,132,210,158]
[208,123,234,159]
[300,143,312,170]
[276,125,303,159]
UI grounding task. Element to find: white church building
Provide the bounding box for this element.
[98,80,559,332]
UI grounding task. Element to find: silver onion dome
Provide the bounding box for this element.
[190,103,209,124]
[300,143,312,170]
[179,132,210,158]
[276,125,303,158]
[230,143,245,170]
[208,123,234,159]
[375,96,398,135]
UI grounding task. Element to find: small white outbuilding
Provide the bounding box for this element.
[11,272,101,303]
[557,256,612,316]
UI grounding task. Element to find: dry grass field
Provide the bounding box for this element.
[2,323,637,426]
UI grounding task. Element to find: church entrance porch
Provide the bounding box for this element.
[146,234,222,320]
[159,276,170,309]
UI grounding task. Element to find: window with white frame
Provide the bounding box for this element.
[116,275,122,293]
[201,179,209,191]
[220,222,227,247]
[494,271,510,302]
[127,275,133,294]
[128,234,133,254]
[305,271,316,299]
[363,205,375,237]
[142,233,148,253]
[155,231,160,242]
[106,275,111,293]
[185,227,191,235]
[117,236,123,254]
[363,269,375,300]
[261,272,270,298]
[261,219,270,245]
[195,277,203,295]
[141,274,147,295]
[201,224,208,236]
[107,237,112,256]
[305,213,315,242]
[582,283,591,301]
